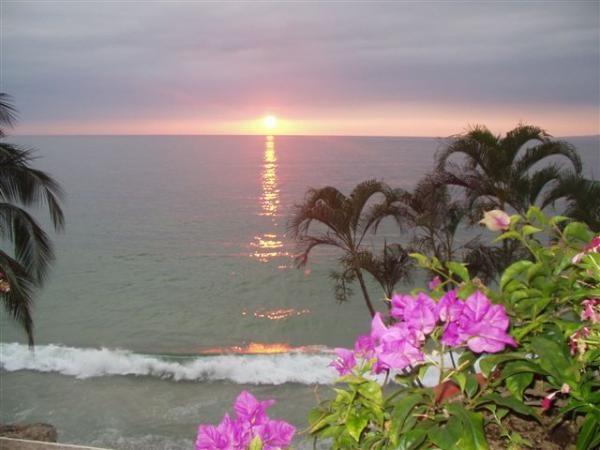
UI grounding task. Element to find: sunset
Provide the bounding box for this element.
[3,2,599,137]
[1,2,599,450]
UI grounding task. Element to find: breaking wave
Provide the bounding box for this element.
[0,342,337,385]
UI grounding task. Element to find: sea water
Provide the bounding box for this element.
[1,135,598,449]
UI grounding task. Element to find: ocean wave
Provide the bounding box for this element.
[0,342,337,385]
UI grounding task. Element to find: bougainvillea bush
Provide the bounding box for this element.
[309,208,599,450]
[197,208,598,449]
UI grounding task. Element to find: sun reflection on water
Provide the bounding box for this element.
[260,136,280,217]
[241,307,311,321]
[199,342,325,355]
[250,136,290,263]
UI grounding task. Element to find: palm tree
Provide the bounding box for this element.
[0,93,64,346]
[372,175,469,263]
[289,180,394,317]
[436,124,583,215]
[542,171,600,232]
[355,243,414,301]
[369,174,513,283]
[328,243,414,311]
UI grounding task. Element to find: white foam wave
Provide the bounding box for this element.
[0,342,337,385]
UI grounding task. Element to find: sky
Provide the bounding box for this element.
[1,1,599,136]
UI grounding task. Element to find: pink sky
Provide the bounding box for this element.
[4,2,599,137]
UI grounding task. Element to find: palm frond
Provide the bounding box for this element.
[543,174,600,231]
[514,140,582,176]
[436,125,497,171]
[500,123,549,164]
[0,202,55,284]
[0,250,35,346]
[0,93,18,136]
[330,267,356,304]
[0,142,65,230]
[348,179,390,234]
[293,234,343,267]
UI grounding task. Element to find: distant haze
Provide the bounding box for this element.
[2,1,599,136]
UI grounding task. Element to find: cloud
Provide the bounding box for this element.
[2,1,598,134]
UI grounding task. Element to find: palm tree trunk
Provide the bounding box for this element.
[355,269,375,317]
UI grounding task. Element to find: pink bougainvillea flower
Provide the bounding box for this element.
[390,294,411,319]
[256,420,296,450]
[197,392,295,450]
[391,293,438,338]
[365,313,424,372]
[329,348,356,376]
[196,413,237,450]
[583,236,600,253]
[354,334,375,359]
[428,276,442,290]
[436,290,464,323]
[441,321,462,347]
[403,293,438,338]
[479,209,511,231]
[370,312,389,341]
[581,298,600,324]
[441,291,516,353]
[572,235,600,263]
[374,321,424,371]
[376,338,424,371]
[233,391,274,427]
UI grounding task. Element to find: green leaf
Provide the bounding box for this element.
[458,351,477,368]
[465,373,480,399]
[428,417,461,450]
[447,261,469,282]
[394,429,427,450]
[526,206,546,226]
[479,353,528,378]
[548,215,569,226]
[445,404,489,450]
[501,261,533,290]
[564,222,593,243]
[338,374,368,385]
[576,414,600,450]
[452,372,467,393]
[346,409,369,442]
[410,253,431,269]
[358,380,383,406]
[495,230,522,243]
[505,372,534,400]
[522,225,543,235]
[526,262,545,282]
[475,393,535,417]
[531,336,580,383]
[498,360,543,381]
[248,436,263,450]
[389,393,427,439]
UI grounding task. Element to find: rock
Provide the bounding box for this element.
[0,423,57,442]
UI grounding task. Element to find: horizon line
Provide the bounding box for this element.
[10,132,600,139]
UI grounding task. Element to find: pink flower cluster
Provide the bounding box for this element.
[572,235,600,264]
[196,391,295,450]
[581,298,599,324]
[569,327,591,356]
[330,290,517,376]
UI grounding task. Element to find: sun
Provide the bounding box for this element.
[263,115,278,130]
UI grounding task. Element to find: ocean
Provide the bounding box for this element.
[1,135,598,449]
